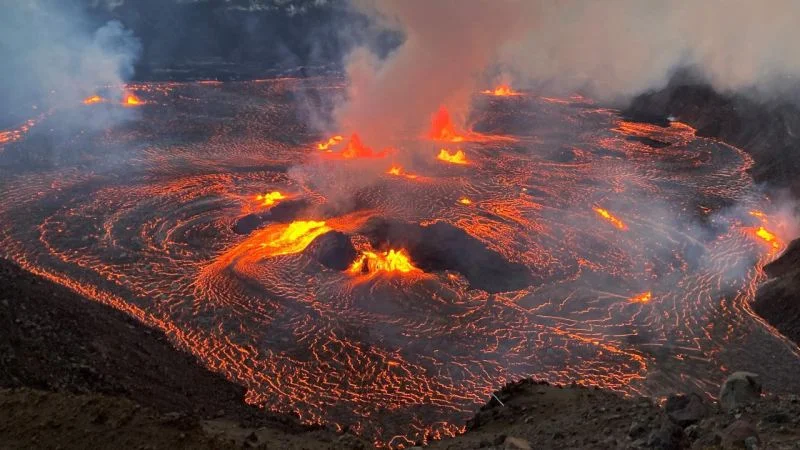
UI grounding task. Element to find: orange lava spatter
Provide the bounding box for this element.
[256,191,286,207]
[429,106,465,142]
[334,133,387,159]
[629,291,652,304]
[387,165,418,179]
[83,95,104,105]
[437,149,467,165]
[123,93,142,106]
[349,248,419,275]
[317,135,343,151]
[754,226,780,249]
[482,85,520,96]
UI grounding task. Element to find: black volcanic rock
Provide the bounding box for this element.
[359,217,535,293]
[625,79,800,196]
[232,199,311,235]
[763,238,800,279]
[307,231,357,271]
[754,238,800,345]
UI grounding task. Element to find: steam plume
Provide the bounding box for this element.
[0,1,141,124]
[338,0,800,145]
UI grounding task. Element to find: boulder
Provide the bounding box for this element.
[719,372,762,412]
[665,393,708,426]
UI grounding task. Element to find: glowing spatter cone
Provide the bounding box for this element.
[255,191,286,207]
[437,149,467,165]
[123,92,142,106]
[349,249,419,275]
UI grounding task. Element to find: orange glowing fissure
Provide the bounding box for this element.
[437,149,468,165]
[593,207,628,230]
[754,226,780,249]
[629,291,652,304]
[255,191,286,207]
[84,93,143,106]
[349,248,419,275]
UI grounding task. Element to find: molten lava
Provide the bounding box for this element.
[256,191,286,207]
[334,133,387,159]
[123,93,142,106]
[317,135,343,151]
[593,207,628,230]
[458,197,472,205]
[629,291,652,304]
[260,220,331,256]
[349,249,419,275]
[437,149,468,165]
[83,95,104,105]
[387,165,418,179]
[429,106,465,142]
[754,226,780,249]
[482,85,521,96]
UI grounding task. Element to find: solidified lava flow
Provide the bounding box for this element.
[2,78,800,448]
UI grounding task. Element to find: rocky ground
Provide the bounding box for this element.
[754,238,800,346]
[2,256,800,449]
[431,377,800,450]
[623,71,800,197]
[0,257,365,449]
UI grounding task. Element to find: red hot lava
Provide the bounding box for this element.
[326,133,389,159]
[428,106,465,142]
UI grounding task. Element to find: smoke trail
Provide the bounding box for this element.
[0,1,141,126]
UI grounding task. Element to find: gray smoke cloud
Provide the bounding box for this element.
[337,0,800,146]
[0,1,141,124]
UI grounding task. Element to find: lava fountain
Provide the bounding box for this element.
[429,106,465,142]
[256,191,286,207]
[437,149,468,165]
[482,85,522,96]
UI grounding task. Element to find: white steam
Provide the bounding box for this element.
[0,1,141,115]
[338,0,800,144]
